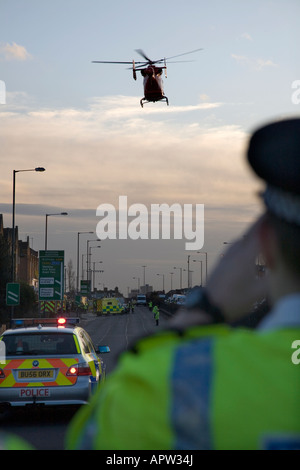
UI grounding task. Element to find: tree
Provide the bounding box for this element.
[67,259,75,294]
[0,234,11,324]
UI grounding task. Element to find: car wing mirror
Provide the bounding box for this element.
[98,345,110,354]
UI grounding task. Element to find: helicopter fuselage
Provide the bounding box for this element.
[140,66,168,107]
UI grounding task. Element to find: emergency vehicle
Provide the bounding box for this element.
[96,298,124,315]
[0,317,110,409]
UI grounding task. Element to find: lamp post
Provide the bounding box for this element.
[187,255,191,289]
[156,273,165,293]
[12,167,45,282]
[173,267,183,290]
[86,239,100,282]
[196,251,208,286]
[170,272,174,291]
[89,245,101,291]
[45,212,68,251]
[92,261,103,292]
[193,259,203,286]
[141,265,147,287]
[133,277,140,293]
[77,231,93,293]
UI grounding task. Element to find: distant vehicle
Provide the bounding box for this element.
[96,298,124,315]
[0,317,110,409]
[170,294,186,305]
[176,295,186,305]
[136,294,147,306]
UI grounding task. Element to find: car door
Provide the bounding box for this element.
[78,330,102,388]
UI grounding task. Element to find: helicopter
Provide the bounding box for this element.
[92,48,203,108]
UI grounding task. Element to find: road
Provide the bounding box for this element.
[0,305,172,450]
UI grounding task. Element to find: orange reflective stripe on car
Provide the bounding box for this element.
[0,358,79,387]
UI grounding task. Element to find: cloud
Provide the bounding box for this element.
[0,95,263,294]
[241,33,253,41]
[231,54,278,70]
[0,95,258,214]
[0,42,32,61]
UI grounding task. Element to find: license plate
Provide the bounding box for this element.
[19,388,51,398]
[17,369,54,379]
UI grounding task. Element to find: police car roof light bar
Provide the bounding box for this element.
[11,318,80,328]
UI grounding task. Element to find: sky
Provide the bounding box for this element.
[0,0,299,296]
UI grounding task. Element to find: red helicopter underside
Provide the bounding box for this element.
[141,69,168,107]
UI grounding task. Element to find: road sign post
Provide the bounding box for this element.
[39,251,65,301]
[80,280,91,296]
[6,283,20,306]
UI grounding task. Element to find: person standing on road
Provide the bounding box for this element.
[153,305,160,326]
[67,118,300,450]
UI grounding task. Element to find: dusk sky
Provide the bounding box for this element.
[1,0,299,295]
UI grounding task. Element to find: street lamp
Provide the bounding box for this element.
[170,272,174,291]
[141,265,147,286]
[89,245,101,291]
[187,255,191,289]
[173,266,183,290]
[156,273,165,293]
[12,167,46,282]
[196,251,208,286]
[45,212,68,250]
[77,231,93,292]
[86,239,100,282]
[92,261,103,292]
[193,259,203,286]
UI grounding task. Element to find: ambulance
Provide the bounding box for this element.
[96,298,124,315]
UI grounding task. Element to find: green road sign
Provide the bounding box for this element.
[80,280,91,295]
[39,250,64,301]
[6,283,20,306]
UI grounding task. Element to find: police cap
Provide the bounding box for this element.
[247,118,300,225]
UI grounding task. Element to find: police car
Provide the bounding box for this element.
[0,317,110,409]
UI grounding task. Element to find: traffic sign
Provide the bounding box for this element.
[80,280,91,295]
[39,250,64,301]
[6,283,20,306]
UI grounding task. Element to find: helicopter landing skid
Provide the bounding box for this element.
[140,96,169,108]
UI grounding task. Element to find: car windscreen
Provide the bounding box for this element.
[2,332,78,356]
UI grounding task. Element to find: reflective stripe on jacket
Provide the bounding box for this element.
[67,324,300,450]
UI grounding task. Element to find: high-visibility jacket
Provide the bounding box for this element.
[67,324,300,450]
[153,306,159,320]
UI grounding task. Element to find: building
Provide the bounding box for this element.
[18,236,39,290]
[0,214,38,288]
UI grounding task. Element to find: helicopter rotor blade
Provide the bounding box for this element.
[164,48,203,61]
[92,60,145,64]
[135,49,153,63]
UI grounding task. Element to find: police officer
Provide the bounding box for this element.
[67,118,300,450]
[153,305,160,326]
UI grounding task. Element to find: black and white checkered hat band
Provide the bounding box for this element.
[263,186,300,226]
